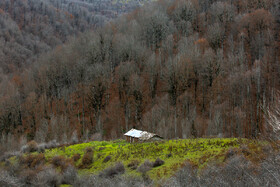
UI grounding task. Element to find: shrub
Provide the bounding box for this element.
[51,155,73,172]
[21,140,38,153]
[51,156,66,167]
[127,160,140,170]
[46,140,59,149]
[0,170,22,187]
[165,155,261,187]
[224,148,237,161]
[73,175,95,187]
[200,156,257,187]
[19,168,37,185]
[261,144,273,154]
[73,175,146,187]
[91,133,102,141]
[153,158,164,167]
[19,153,45,169]
[37,143,47,153]
[3,160,19,178]
[137,160,153,174]
[21,140,60,154]
[79,151,93,169]
[99,162,125,178]
[31,167,61,186]
[103,156,111,163]
[0,151,20,162]
[72,154,81,162]
[61,166,77,185]
[164,162,198,187]
[258,153,280,186]
[82,153,93,166]
[85,147,93,153]
[240,145,251,156]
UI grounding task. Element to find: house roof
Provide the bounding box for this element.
[124,129,143,138]
[124,128,162,140]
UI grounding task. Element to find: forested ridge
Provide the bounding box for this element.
[0,0,280,153]
[0,0,152,73]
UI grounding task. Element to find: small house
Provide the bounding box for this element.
[124,128,163,143]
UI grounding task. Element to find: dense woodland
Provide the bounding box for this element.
[0,0,151,73]
[0,0,279,153]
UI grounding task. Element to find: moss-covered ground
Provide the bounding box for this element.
[43,138,253,180]
[7,138,270,184]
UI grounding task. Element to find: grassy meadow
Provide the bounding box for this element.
[7,138,268,182]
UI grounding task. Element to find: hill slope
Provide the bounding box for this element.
[0,0,154,73]
[44,138,241,179]
[0,0,279,155]
[1,138,278,186]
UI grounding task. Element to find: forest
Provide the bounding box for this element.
[0,0,153,73]
[0,0,279,155]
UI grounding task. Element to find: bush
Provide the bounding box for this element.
[21,140,38,153]
[73,175,146,187]
[73,175,96,187]
[127,160,140,170]
[199,156,257,187]
[153,158,164,167]
[164,155,264,187]
[85,147,93,153]
[259,154,280,186]
[91,133,102,141]
[31,167,61,186]
[224,148,237,161]
[72,154,81,162]
[21,140,60,154]
[46,140,59,149]
[51,156,68,170]
[0,151,20,162]
[19,168,37,185]
[164,162,198,187]
[19,153,45,169]
[137,160,153,174]
[0,170,22,187]
[37,143,46,153]
[61,166,77,185]
[79,151,93,169]
[99,162,125,178]
[240,145,251,156]
[103,156,111,163]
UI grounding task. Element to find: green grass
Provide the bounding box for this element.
[41,138,245,180]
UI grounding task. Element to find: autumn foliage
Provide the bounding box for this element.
[0,0,279,153]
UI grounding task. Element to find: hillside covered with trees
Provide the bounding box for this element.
[0,0,154,73]
[0,0,280,154]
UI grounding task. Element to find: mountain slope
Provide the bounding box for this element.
[1,138,278,186]
[0,0,153,73]
[0,0,279,154]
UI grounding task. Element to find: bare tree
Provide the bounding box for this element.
[87,63,110,135]
[207,22,225,50]
[263,90,280,139]
[116,62,138,131]
[130,73,144,126]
